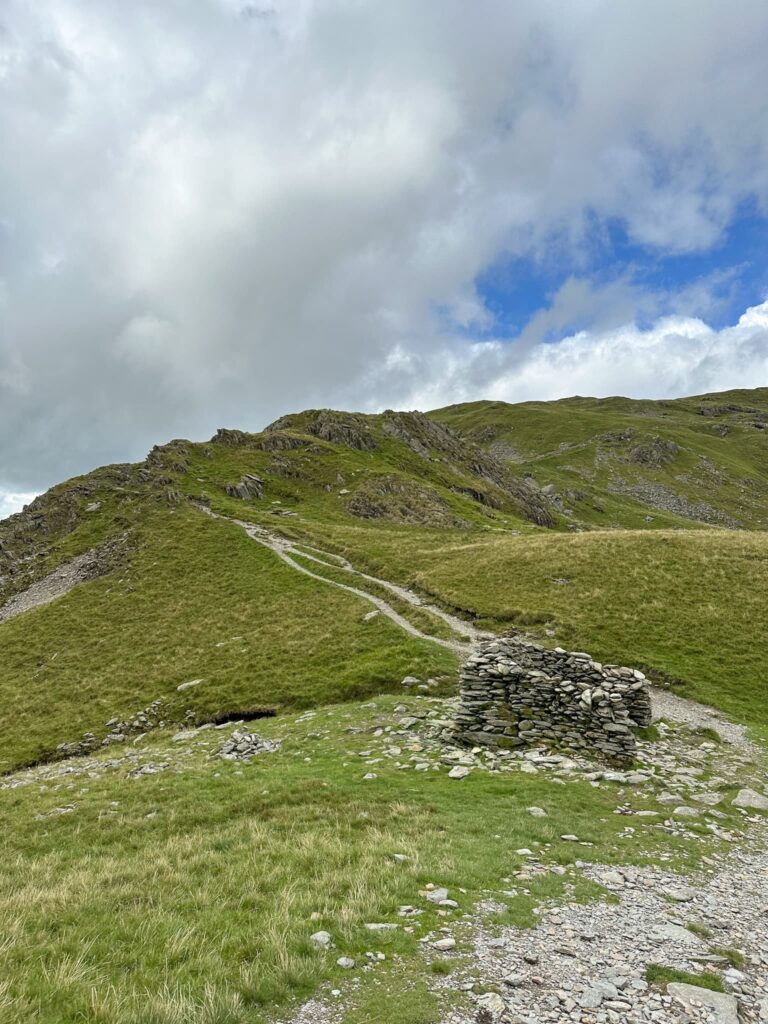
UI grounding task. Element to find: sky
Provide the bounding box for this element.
[2,0,768,515]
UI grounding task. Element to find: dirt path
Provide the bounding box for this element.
[651,686,756,753]
[199,507,480,655]
[202,507,760,753]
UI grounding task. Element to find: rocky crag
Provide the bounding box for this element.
[454,638,652,764]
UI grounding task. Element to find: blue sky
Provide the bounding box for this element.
[475,202,768,343]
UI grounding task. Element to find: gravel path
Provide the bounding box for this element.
[438,821,768,1023]
[651,687,756,753]
[204,507,759,754]
[279,821,768,1024]
[201,507,479,654]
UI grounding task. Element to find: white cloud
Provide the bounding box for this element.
[0,491,37,519]
[398,300,768,410]
[1,0,768,494]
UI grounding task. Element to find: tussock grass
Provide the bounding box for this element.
[0,696,743,1023]
[645,964,724,992]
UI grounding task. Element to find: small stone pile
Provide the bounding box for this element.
[454,638,652,764]
[218,728,282,761]
[55,699,168,757]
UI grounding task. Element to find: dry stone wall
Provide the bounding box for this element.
[454,637,652,764]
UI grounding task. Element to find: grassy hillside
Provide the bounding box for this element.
[1,694,756,1024]
[1,387,767,1024]
[1,388,767,772]
[288,524,768,731]
[0,504,455,772]
[431,388,768,530]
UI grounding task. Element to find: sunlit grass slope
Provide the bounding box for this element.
[286,521,768,732]
[0,506,455,772]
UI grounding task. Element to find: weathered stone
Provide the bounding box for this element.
[476,992,505,1017]
[667,983,739,1023]
[453,637,651,764]
[732,787,768,810]
[225,474,264,501]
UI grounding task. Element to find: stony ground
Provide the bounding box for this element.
[0,545,107,623]
[268,690,767,1024]
[437,826,768,1023]
[2,576,765,1024]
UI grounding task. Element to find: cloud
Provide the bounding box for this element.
[399,300,768,411]
[1,0,768,496]
[0,491,36,519]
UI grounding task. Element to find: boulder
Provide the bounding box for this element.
[667,984,738,1024]
[732,788,768,810]
[225,474,264,500]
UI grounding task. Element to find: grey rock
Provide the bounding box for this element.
[176,678,204,691]
[667,983,739,1023]
[650,923,704,946]
[732,788,768,810]
[580,988,604,1008]
[663,885,696,902]
[310,931,332,949]
[476,992,506,1017]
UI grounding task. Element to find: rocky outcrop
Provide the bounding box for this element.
[255,431,309,452]
[225,474,264,500]
[0,535,129,624]
[627,437,680,465]
[265,410,379,452]
[454,637,652,764]
[346,474,467,527]
[381,411,553,526]
[210,428,252,446]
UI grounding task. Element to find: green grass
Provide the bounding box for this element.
[285,522,768,732]
[645,964,725,992]
[0,506,456,772]
[431,388,768,530]
[286,550,463,644]
[686,922,713,939]
[2,388,768,1021]
[0,695,744,1023]
[711,947,745,967]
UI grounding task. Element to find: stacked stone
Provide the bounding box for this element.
[54,699,168,758]
[218,728,282,762]
[454,638,652,765]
